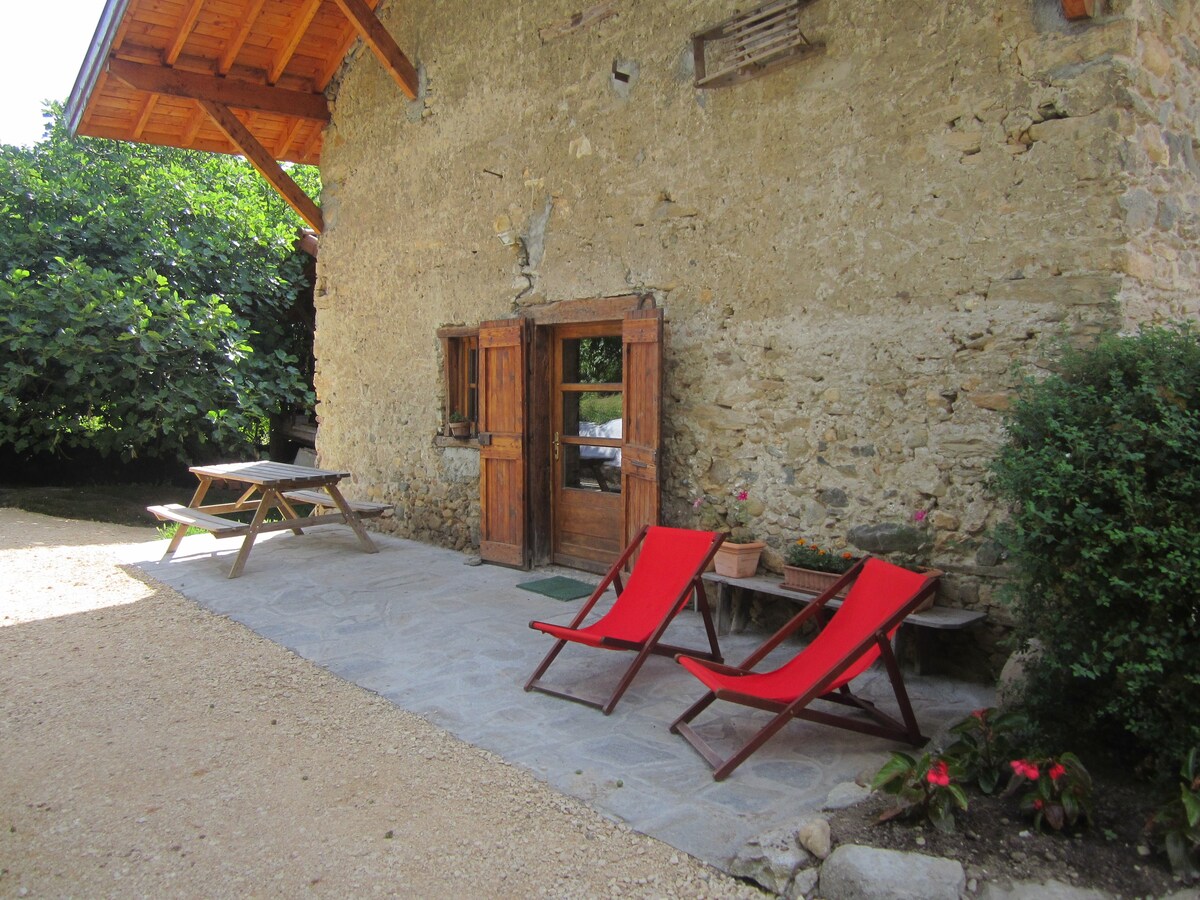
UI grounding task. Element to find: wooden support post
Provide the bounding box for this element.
[199,99,324,233]
[332,0,419,99]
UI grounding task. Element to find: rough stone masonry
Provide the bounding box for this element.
[311,0,1200,676]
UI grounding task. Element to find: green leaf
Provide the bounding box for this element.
[871,753,917,792]
[947,783,970,812]
[1182,789,1200,829]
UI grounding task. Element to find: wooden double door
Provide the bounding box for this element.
[476,304,662,572]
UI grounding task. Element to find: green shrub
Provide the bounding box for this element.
[0,107,318,466]
[1147,747,1200,883]
[0,259,309,462]
[990,325,1200,769]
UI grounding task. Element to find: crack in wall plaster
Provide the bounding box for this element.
[514,196,554,300]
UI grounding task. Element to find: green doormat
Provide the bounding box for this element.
[516,575,596,601]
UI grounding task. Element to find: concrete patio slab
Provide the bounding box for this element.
[121,525,994,871]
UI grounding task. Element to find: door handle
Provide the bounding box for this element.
[552,431,560,461]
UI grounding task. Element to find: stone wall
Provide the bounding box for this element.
[313,0,1197,673]
[1118,0,1200,325]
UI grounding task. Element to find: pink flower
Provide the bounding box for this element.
[1010,759,1040,780]
[692,497,704,509]
[926,760,951,787]
[1048,763,1066,782]
[736,490,748,501]
[913,509,928,523]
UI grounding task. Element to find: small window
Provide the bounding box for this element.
[438,327,478,435]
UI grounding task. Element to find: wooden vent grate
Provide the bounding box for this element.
[692,0,825,89]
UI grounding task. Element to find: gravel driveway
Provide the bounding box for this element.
[0,509,761,897]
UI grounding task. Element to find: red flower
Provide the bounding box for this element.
[926,760,951,787]
[971,709,987,721]
[1033,798,1044,811]
[1011,759,1040,780]
[736,490,748,501]
[1048,763,1066,782]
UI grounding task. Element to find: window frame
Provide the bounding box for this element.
[438,326,479,436]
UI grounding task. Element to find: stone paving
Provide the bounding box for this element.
[121,525,994,871]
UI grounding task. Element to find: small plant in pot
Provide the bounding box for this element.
[446,410,470,438]
[695,489,764,578]
[782,538,857,595]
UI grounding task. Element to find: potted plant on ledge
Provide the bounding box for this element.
[447,411,471,439]
[782,538,858,596]
[701,489,765,578]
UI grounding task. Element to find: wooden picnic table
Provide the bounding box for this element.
[148,461,390,578]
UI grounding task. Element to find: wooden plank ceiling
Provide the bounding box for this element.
[67,0,418,232]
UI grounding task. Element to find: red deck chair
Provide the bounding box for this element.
[524,525,725,714]
[671,557,939,780]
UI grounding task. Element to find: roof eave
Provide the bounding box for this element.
[64,0,133,136]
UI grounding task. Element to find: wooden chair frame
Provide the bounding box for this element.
[670,558,938,780]
[524,526,725,715]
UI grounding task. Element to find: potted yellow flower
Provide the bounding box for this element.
[782,538,857,596]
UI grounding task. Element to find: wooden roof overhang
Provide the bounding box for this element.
[66,0,418,233]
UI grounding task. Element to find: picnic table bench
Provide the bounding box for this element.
[148,461,393,578]
[281,489,393,517]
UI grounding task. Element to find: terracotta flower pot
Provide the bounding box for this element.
[781,564,849,597]
[1061,0,1095,20]
[713,541,764,578]
[447,421,470,438]
[781,563,943,610]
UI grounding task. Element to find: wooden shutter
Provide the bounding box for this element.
[621,307,663,548]
[478,318,529,567]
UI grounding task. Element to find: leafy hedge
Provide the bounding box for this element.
[0,107,317,465]
[991,325,1200,769]
[1,260,305,461]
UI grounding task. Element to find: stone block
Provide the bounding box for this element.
[1016,22,1137,79]
[797,816,832,860]
[729,825,814,896]
[987,275,1121,308]
[819,845,965,900]
[823,781,872,811]
[847,523,926,555]
[978,877,1111,899]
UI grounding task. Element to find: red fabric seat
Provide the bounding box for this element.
[525,526,725,714]
[671,557,938,780]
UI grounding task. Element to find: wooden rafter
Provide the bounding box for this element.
[268,0,324,85]
[298,121,324,161]
[108,58,330,121]
[68,0,418,168]
[332,0,419,99]
[182,104,207,145]
[317,17,367,88]
[276,118,307,160]
[166,0,206,65]
[131,93,158,138]
[220,0,268,75]
[199,99,324,233]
